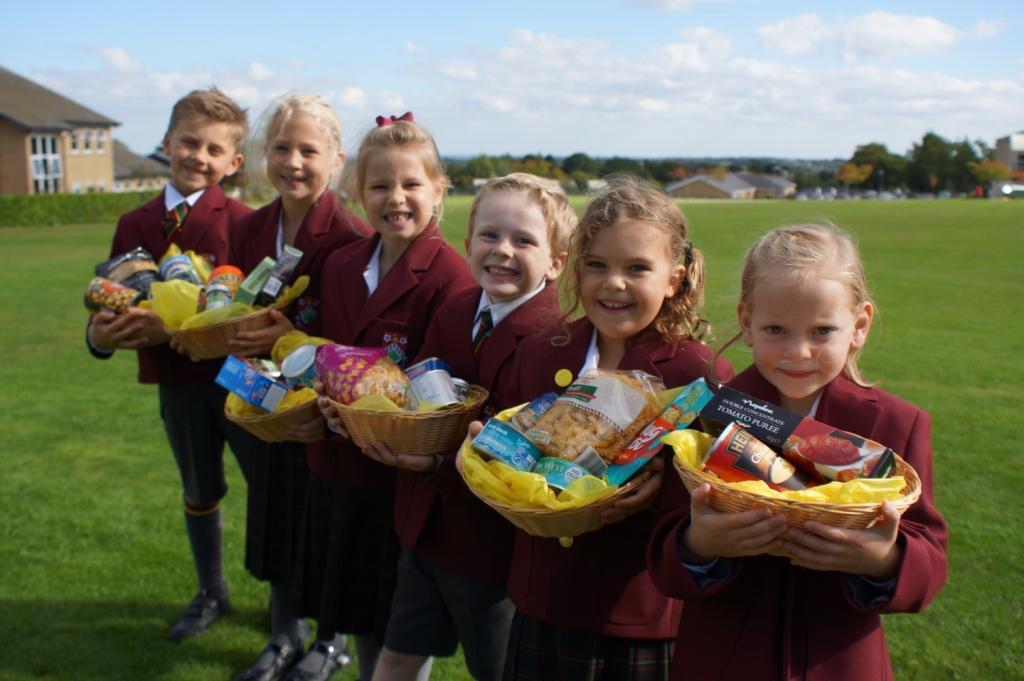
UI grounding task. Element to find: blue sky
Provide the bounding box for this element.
[4,0,1022,159]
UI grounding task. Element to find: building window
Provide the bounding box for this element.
[70,130,79,154]
[96,129,106,154]
[83,130,93,153]
[30,134,63,194]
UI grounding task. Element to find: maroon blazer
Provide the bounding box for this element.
[229,193,369,335]
[307,222,476,491]
[647,366,948,681]
[107,185,251,384]
[504,317,734,638]
[393,284,562,585]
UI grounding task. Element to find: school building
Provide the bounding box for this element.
[0,65,119,195]
[664,172,796,199]
[995,131,1024,175]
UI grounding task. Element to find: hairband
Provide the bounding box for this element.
[376,112,415,127]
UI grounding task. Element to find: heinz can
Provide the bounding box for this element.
[703,422,813,491]
[280,343,319,389]
[407,369,459,409]
[208,265,244,299]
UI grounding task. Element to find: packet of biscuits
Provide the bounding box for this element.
[524,370,665,477]
[314,343,411,409]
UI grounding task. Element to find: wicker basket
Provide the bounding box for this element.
[672,454,921,533]
[457,449,652,539]
[328,385,488,455]
[168,302,286,359]
[225,397,320,443]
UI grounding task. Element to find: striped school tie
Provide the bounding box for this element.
[473,308,494,354]
[162,202,190,241]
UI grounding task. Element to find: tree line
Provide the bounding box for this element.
[445,131,1020,196]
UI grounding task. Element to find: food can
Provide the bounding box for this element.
[208,265,244,299]
[159,254,201,284]
[84,277,144,313]
[451,378,471,401]
[405,357,453,381]
[534,457,592,491]
[407,369,459,409]
[201,284,233,311]
[703,422,814,491]
[280,343,319,389]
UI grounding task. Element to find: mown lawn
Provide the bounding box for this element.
[1,196,1021,680]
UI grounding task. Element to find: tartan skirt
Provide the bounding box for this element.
[243,440,310,583]
[503,612,673,681]
[292,474,400,642]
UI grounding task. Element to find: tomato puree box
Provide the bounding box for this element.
[699,386,895,482]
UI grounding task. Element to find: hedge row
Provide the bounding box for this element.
[0,192,161,227]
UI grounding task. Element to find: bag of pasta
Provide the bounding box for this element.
[525,370,665,473]
[314,344,411,409]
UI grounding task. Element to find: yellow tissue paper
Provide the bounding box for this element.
[149,280,201,330]
[179,302,257,330]
[460,404,621,511]
[271,330,331,365]
[666,429,907,504]
[278,387,317,411]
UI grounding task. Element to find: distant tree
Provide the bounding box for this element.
[668,165,689,181]
[850,142,906,189]
[747,159,767,174]
[908,132,954,194]
[950,140,980,193]
[600,156,648,178]
[970,160,1011,187]
[836,162,874,189]
[974,139,995,161]
[561,152,598,176]
[464,154,497,179]
[709,165,729,180]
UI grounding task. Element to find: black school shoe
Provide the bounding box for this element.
[167,589,231,641]
[283,641,351,681]
[234,640,303,681]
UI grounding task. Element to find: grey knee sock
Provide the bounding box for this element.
[270,581,303,643]
[354,635,380,681]
[184,507,226,598]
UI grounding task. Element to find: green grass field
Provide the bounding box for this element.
[1,197,1022,680]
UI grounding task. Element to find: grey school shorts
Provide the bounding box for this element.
[384,549,514,681]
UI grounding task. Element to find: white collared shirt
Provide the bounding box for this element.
[471,281,548,340]
[164,184,204,212]
[275,213,285,259]
[363,239,384,296]
[580,328,600,374]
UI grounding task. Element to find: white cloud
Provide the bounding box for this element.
[93,47,141,72]
[636,97,669,112]
[757,14,832,56]
[337,86,368,108]
[283,59,305,70]
[376,91,406,112]
[629,0,726,11]
[438,61,477,80]
[842,11,958,60]
[679,26,733,54]
[758,12,1000,61]
[971,19,1001,39]
[401,42,427,55]
[248,62,273,81]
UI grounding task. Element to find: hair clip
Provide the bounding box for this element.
[375,112,415,127]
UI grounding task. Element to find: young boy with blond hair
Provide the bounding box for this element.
[360,173,577,681]
[87,87,254,641]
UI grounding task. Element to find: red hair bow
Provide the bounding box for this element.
[375,111,415,127]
